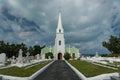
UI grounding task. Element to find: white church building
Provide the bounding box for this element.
[41,12,80,60]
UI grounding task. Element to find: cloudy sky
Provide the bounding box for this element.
[0,0,120,54]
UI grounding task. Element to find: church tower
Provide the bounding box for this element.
[54,12,65,60]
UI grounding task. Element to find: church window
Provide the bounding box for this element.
[59,29,61,33]
[59,40,61,45]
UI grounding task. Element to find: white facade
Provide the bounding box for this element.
[54,13,65,60]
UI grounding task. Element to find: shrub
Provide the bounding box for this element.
[64,52,71,60]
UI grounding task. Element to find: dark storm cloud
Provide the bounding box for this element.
[0,0,120,54]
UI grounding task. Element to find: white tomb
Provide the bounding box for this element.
[26,52,30,63]
[41,54,45,60]
[0,53,6,66]
[95,52,99,58]
[11,56,16,64]
[17,49,23,64]
[36,54,40,60]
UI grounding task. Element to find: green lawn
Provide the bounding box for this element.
[0,61,51,77]
[68,60,120,77]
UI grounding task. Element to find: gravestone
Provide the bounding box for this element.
[11,56,16,64]
[109,60,113,64]
[0,53,6,63]
[30,56,34,60]
[49,56,51,60]
[95,52,99,58]
[17,49,23,64]
[36,54,40,60]
[26,52,30,63]
[41,54,45,60]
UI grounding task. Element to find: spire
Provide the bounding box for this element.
[56,12,64,33]
[58,12,63,29]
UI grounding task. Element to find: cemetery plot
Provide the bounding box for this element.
[0,53,6,67]
[102,61,120,68]
[68,60,120,77]
[85,57,120,70]
[93,60,120,69]
[0,61,51,77]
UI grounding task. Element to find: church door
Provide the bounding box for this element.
[58,53,62,60]
[72,53,75,60]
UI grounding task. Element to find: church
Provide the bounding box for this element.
[41,12,80,60]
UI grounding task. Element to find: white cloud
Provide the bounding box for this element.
[18,32,34,39]
[79,16,89,24]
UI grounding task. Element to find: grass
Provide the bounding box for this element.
[0,61,51,77]
[68,60,120,77]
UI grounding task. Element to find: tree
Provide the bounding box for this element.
[45,52,54,59]
[28,46,34,56]
[101,54,108,57]
[0,40,46,58]
[102,35,120,54]
[33,45,45,56]
[64,52,71,60]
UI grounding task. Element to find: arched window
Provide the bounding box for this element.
[59,40,61,45]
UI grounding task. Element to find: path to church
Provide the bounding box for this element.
[33,60,81,80]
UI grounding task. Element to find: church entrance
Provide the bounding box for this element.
[72,53,75,60]
[58,53,62,60]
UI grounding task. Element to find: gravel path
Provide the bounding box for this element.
[33,60,81,80]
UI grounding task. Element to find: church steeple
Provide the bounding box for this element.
[54,12,65,60]
[56,12,64,33]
